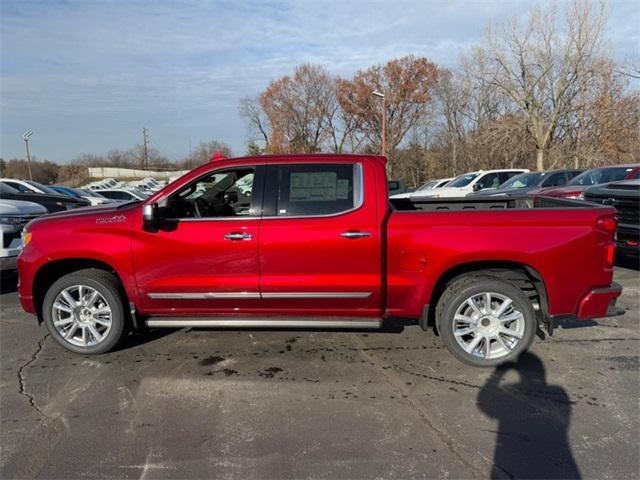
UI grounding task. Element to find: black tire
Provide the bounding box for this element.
[42,269,127,354]
[436,274,536,367]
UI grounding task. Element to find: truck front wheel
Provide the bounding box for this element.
[436,276,536,367]
[42,269,126,354]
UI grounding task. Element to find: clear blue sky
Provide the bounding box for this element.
[1,0,638,163]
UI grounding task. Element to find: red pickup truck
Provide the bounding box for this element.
[18,155,622,366]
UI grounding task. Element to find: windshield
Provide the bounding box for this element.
[448,173,480,188]
[416,180,438,191]
[568,167,634,186]
[501,172,546,189]
[26,180,60,195]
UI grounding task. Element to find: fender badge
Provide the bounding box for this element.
[96,214,127,224]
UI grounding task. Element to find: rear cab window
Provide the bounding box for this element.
[264,163,362,217]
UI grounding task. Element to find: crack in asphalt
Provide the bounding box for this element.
[352,334,487,479]
[17,333,50,421]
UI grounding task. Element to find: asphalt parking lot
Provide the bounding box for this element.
[1,265,638,479]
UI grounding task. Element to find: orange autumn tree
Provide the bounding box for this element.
[259,64,336,154]
[337,55,440,172]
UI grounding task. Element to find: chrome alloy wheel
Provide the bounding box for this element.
[452,292,525,361]
[51,285,113,347]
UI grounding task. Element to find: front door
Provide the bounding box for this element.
[132,165,264,315]
[258,161,382,317]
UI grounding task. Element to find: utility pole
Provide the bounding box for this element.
[142,127,149,170]
[372,90,386,159]
[22,131,34,180]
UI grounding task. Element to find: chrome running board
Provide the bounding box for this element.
[145,316,382,329]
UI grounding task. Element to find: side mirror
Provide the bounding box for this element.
[473,182,483,191]
[142,203,158,228]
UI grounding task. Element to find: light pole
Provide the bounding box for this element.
[372,90,386,158]
[22,131,33,180]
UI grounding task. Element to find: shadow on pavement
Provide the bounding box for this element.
[616,254,639,271]
[113,328,181,351]
[0,271,18,294]
[477,352,581,479]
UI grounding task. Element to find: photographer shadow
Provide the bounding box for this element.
[477,352,581,479]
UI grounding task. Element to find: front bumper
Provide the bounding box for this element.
[0,254,18,271]
[0,232,22,271]
[577,282,623,320]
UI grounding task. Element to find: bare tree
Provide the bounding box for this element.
[432,70,468,175]
[239,96,271,150]
[484,0,607,170]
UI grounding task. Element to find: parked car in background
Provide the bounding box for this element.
[387,180,408,197]
[129,178,165,194]
[94,188,149,202]
[468,169,583,198]
[584,179,639,259]
[390,177,453,199]
[85,178,124,191]
[537,164,640,199]
[0,178,76,198]
[0,182,90,212]
[0,178,47,194]
[419,169,529,198]
[0,199,47,271]
[49,186,113,206]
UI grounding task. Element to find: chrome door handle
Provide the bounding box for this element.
[340,231,371,239]
[224,232,253,241]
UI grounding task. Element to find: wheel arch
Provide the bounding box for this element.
[423,260,549,332]
[32,258,129,324]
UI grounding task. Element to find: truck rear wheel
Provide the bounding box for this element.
[42,269,126,354]
[436,275,536,367]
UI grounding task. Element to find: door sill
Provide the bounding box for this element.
[144,316,382,329]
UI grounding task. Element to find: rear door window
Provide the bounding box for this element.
[266,163,361,217]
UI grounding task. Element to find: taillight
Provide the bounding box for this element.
[606,242,616,268]
[597,216,617,234]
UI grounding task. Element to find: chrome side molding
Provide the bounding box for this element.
[148,292,261,299]
[145,317,382,329]
[261,292,372,299]
[148,292,372,300]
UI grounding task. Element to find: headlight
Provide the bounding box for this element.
[21,230,33,248]
[0,216,22,225]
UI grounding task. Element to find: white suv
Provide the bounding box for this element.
[419,169,529,198]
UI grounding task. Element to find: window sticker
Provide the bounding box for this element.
[336,179,349,199]
[290,172,338,202]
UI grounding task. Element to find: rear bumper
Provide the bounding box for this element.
[577,282,623,320]
[616,227,639,257]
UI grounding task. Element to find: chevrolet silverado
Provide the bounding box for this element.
[17,155,622,366]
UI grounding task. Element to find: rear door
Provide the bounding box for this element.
[258,161,381,317]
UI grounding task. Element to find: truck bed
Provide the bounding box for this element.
[390,195,602,212]
[385,194,617,319]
